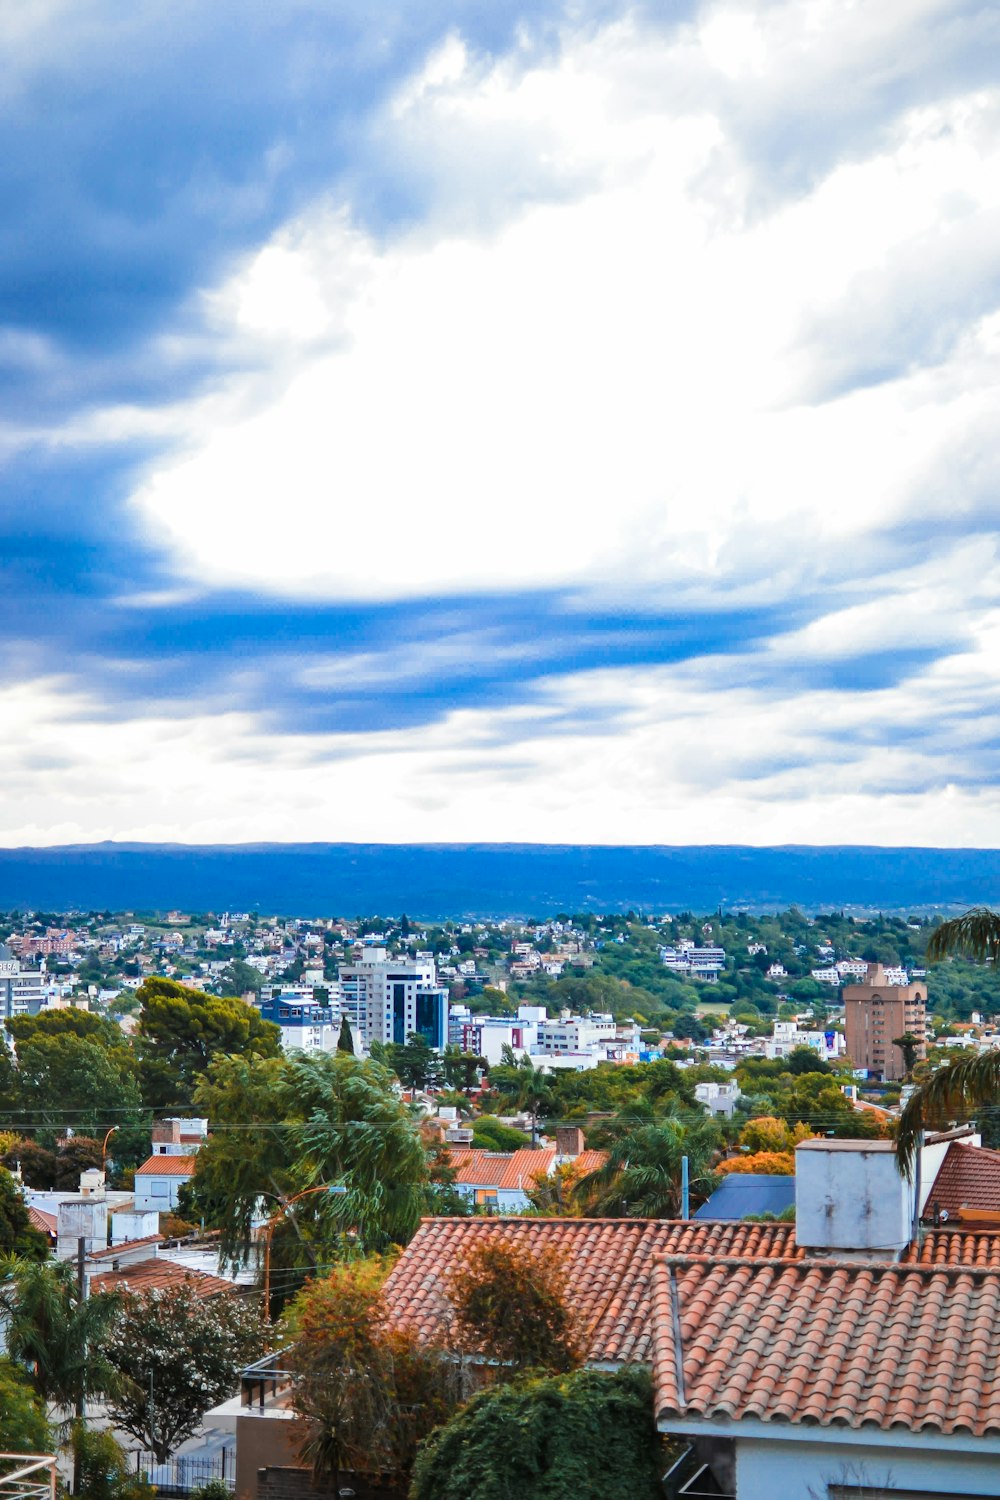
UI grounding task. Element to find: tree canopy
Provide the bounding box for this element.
[286,1256,462,1491]
[0,1167,49,1258]
[0,1356,52,1453]
[103,1283,265,1462]
[447,1238,582,1377]
[135,977,281,1108]
[410,1368,665,1500]
[189,1052,430,1296]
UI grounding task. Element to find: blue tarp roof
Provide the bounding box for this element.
[693,1174,795,1221]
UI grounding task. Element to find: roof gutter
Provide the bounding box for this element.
[669,1267,686,1409]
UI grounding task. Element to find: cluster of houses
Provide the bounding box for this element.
[223,1128,1000,1500]
[13,1083,1000,1500]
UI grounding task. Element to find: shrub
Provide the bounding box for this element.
[410,1368,665,1500]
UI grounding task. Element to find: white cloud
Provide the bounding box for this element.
[125,1,1000,607]
[5,634,1000,847]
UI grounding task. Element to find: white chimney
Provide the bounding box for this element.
[795,1140,916,1256]
[56,1198,108,1261]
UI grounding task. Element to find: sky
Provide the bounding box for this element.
[3,0,1000,848]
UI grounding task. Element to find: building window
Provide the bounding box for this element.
[393,983,407,1045]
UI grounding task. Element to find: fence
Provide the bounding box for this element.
[131,1449,235,1494]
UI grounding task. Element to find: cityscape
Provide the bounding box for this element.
[1,900,1000,1495]
[3,0,1000,1497]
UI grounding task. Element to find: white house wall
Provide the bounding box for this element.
[736,1436,1000,1500]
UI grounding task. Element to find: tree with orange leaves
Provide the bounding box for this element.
[447,1238,583,1378]
[717,1150,795,1176]
[285,1256,463,1493]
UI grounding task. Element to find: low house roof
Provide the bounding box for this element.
[651,1254,1000,1438]
[135,1154,198,1177]
[380,1218,801,1363]
[924,1141,1000,1222]
[692,1174,795,1222]
[380,1217,1000,1367]
[89,1258,234,1298]
[447,1148,557,1190]
[28,1206,56,1238]
[446,1146,607,1191]
[88,1234,163,1260]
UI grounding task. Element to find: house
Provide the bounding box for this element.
[377,1139,1000,1499]
[446,1143,606,1212]
[694,1081,742,1119]
[133,1154,198,1212]
[150,1116,209,1155]
[922,1132,1000,1226]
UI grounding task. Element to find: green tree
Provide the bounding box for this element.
[1,1138,58,1190]
[574,1108,720,1218]
[217,959,263,997]
[10,1032,143,1144]
[103,1283,265,1462]
[71,1425,155,1500]
[190,1052,429,1286]
[410,1368,664,1500]
[337,1015,354,1054]
[893,1032,921,1077]
[0,1167,49,1258]
[490,1056,554,1147]
[0,1356,52,1452]
[442,1046,486,1094]
[785,1046,832,1076]
[898,1050,1000,1178]
[387,1034,441,1096]
[926,907,1000,964]
[0,1252,121,1489]
[471,1118,529,1152]
[6,1010,126,1049]
[135,978,281,1109]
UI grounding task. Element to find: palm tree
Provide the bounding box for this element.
[897,1051,1000,1179]
[925,907,1000,964]
[0,1255,120,1412]
[896,907,1000,1178]
[573,1107,720,1218]
[0,1255,121,1490]
[512,1056,554,1147]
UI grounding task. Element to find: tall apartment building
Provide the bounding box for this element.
[0,944,52,1018]
[339,945,448,1049]
[843,963,927,1081]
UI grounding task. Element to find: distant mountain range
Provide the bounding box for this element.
[0,842,997,918]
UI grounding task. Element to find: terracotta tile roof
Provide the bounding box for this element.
[651,1254,1000,1437]
[89,1257,234,1298]
[924,1141,1000,1221]
[380,1217,800,1363]
[28,1206,56,1237]
[909,1228,1000,1269]
[135,1154,198,1176]
[449,1148,557,1190]
[569,1150,607,1176]
[88,1234,163,1260]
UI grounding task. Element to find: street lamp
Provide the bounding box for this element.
[261,1184,347,1314]
[101,1125,118,1172]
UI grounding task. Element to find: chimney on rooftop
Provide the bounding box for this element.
[152,1118,182,1149]
[555,1126,585,1159]
[795,1139,916,1257]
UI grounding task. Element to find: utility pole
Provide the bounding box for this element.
[73,1235,87,1495]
